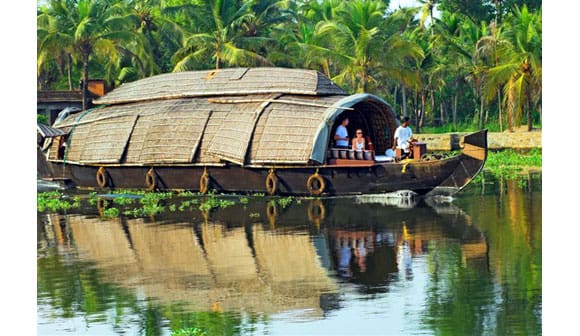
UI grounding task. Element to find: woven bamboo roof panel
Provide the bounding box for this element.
[206,94,278,165]
[138,100,210,164]
[63,123,90,162]
[93,68,346,105]
[81,116,138,163]
[196,103,231,164]
[249,95,344,164]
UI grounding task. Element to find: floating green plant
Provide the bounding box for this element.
[277,196,293,208]
[37,191,81,212]
[199,196,236,212]
[171,327,207,336]
[102,207,120,218]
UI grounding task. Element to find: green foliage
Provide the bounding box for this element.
[171,327,207,336]
[199,196,236,212]
[102,207,120,218]
[37,0,541,132]
[37,191,81,212]
[37,114,48,125]
[277,196,294,208]
[112,196,136,206]
[473,148,541,183]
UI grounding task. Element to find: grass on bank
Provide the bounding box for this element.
[481,148,541,180]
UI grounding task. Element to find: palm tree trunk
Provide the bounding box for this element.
[82,53,89,111]
[430,89,435,125]
[67,54,73,91]
[393,86,398,111]
[402,86,407,118]
[497,87,503,132]
[527,90,532,131]
[453,91,458,127]
[479,94,485,128]
[439,89,445,126]
[420,90,426,131]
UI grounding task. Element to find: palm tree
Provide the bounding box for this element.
[269,0,343,75]
[38,0,139,110]
[170,0,274,71]
[418,0,440,34]
[120,0,183,77]
[317,0,422,94]
[479,5,541,131]
[475,21,508,130]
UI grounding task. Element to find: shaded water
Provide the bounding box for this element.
[37,174,541,335]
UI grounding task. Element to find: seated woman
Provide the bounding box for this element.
[351,129,366,151]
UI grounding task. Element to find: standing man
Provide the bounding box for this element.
[392,117,414,158]
[334,117,350,148]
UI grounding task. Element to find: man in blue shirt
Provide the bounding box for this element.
[334,117,350,148]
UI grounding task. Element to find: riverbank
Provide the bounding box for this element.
[417,127,542,151]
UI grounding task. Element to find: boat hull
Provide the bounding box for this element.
[43,157,460,196]
[40,130,487,196]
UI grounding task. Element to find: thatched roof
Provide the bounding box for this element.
[93,67,346,105]
[53,68,398,166]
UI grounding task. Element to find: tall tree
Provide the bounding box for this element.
[479,5,541,131]
[38,0,139,110]
[170,0,273,71]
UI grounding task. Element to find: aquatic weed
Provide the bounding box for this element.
[102,207,120,218]
[37,191,79,212]
[112,196,136,206]
[277,196,293,208]
[171,327,207,336]
[198,196,236,211]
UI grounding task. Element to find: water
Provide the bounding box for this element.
[36,174,541,335]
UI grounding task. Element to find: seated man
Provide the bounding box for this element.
[392,117,415,159]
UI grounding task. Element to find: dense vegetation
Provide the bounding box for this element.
[37,0,541,132]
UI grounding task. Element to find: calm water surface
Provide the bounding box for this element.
[37,174,541,335]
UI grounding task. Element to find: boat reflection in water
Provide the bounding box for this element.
[38,194,488,319]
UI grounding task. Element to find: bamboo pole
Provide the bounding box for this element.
[207,98,354,110]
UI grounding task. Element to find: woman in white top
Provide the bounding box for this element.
[351,129,366,151]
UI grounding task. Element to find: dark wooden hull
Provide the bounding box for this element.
[40,130,487,196]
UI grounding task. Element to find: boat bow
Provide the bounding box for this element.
[427,129,488,196]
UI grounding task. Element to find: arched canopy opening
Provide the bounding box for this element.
[310,94,398,163]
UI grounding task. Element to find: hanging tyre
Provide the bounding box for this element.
[265,169,278,195]
[96,166,109,188]
[145,168,157,191]
[306,170,325,196]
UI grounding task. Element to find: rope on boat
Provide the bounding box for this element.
[400,159,412,173]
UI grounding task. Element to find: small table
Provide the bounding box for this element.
[413,142,427,159]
